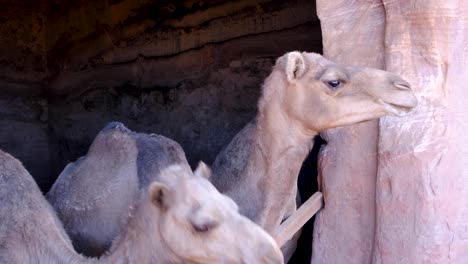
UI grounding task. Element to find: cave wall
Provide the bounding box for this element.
[0,0,322,191]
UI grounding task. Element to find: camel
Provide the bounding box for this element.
[209,51,418,258]
[46,122,283,263]
[0,148,283,264]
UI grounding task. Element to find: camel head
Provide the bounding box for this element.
[264,51,418,134]
[148,163,284,264]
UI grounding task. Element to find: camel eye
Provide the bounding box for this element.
[326,80,341,89]
[192,221,218,233]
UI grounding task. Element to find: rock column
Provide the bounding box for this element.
[312,1,385,263]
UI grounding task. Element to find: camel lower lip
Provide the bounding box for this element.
[383,102,412,116]
[390,103,412,111]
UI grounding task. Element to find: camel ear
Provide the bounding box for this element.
[194,161,211,179]
[149,182,172,211]
[285,51,306,82]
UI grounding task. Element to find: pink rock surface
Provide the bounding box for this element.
[374,1,468,263]
[312,1,385,263]
[313,1,468,264]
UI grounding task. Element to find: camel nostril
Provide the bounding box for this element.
[393,80,412,91]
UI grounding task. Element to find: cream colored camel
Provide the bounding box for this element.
[46,122,283,263]
[1,149,283,263]
[210,51,418,257]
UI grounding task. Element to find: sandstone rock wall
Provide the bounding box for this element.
[313,1,468,263]
[374,1,468,263]
[0,0,322,191]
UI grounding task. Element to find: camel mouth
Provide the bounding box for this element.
[381,101,414,117]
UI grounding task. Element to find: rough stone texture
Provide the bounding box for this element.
[374,1,468,263]
[0,0,322,191]
[311,1,385,263]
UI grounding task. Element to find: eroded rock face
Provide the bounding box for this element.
[374,1,468,263]
[0,0,322,190]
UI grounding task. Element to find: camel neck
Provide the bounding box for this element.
[244,97,316,232]
[38,236,95,264]
[18,206,96,264]
[100,201,180,264]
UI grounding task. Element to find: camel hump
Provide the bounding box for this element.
[48,123,139,211]
[133,132,192,188]
[102,121,131,132]
[46,122,192,256]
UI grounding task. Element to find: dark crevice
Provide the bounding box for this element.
[289,135,326,264]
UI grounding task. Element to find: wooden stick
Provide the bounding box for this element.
[273,192,323,247]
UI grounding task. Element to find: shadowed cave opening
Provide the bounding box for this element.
[0,0,323,263]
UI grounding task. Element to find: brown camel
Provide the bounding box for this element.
[210,51,418,258]
[45,123,283,263]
